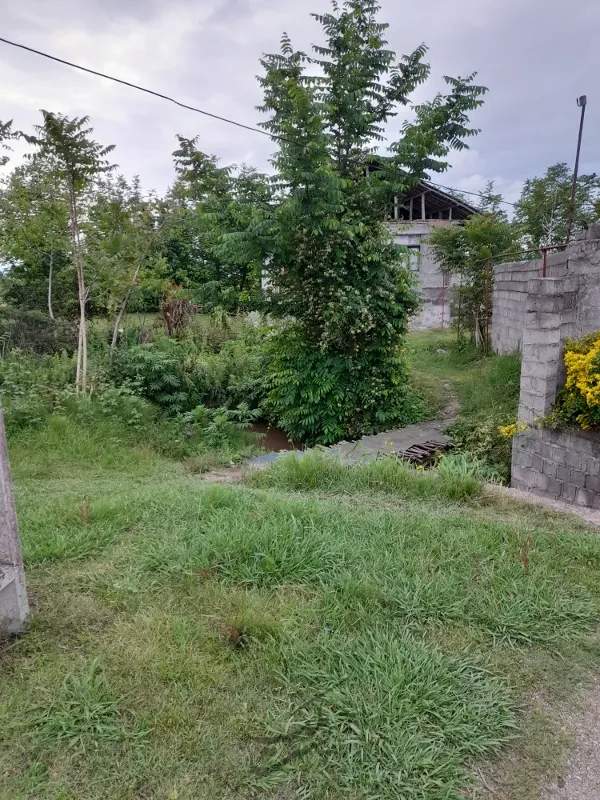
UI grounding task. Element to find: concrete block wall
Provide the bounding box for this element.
[509,223,600,509]
[513,428,600,509]
[491,256,568,354]
[518,275,579,424]
[410,243,453,330]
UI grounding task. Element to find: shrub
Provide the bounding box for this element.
[112,340,191,415]
[112,330,267,415]
[446,414,513,483]
[0,350,75,431]
[264,327,426,446]
[552,331,600,429]
[0,309,78,355]
[70,383,154,432]
[177,403,260,449]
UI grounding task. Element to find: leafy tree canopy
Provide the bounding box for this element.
[514,162,600,249]
[257,0,487,443]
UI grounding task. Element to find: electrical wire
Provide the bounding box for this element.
[0,36,289,144]
[426,180,516,207]
[1,35,518,209]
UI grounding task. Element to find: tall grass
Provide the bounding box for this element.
[247,449,495,499]
[407,332,522,480]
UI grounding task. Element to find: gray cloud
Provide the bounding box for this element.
[1,0,598,204]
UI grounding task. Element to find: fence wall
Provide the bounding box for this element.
[491,252,569,355]
[507,224,600,509]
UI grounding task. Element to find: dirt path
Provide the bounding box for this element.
[540,681,600,799]
[486,484,600,529]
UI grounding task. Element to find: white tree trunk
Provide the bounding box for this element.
[47,251,55,320]
[110,263,141,357]
[68,182,88,394]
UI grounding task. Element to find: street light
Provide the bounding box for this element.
[565,95,588,244]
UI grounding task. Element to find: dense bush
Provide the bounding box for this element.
[0,347,260,469]
[112,325,267,415]
[0,350,75,431]
[445,414,513,483]
[265,326,426,446]
[0,309,78,355]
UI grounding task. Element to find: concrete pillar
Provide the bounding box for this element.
[0,410,28,636]
[517,276,579,424]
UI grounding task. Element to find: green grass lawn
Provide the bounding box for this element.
[2,407,600,798]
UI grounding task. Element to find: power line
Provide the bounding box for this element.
[1,35,519,209]
[0,35,288,144]
[426,180,517,208]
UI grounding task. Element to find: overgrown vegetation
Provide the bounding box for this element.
[407,330,521,480]
[0,322,264,469]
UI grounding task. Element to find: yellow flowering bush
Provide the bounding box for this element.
[555,331,600,430]
[498,422,529,438]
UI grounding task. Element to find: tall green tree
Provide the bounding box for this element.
[0,120,19,166]
[25,112,115,392]
[0,157,71,318]
[478,179,506,218]
[258,0,487,443]
[515,162,600,249]
[429,213,516,347]
[163,137,271,310]
[85,175,164,354]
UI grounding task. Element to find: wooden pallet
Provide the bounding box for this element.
[395,440,450,464]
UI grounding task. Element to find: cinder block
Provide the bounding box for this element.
[557,465,571,482]
[546,478,563,497]
[539,313,570,330]
[571,469,587,488]
[562,484,577,502]
[585,474,600,494]
[541,443,556,460]
[566,451,585,469]
[586,458,600,477]
[532,454,544,473]
[575,488,594,508]
[523,328,562,345]
[512,465,537,488]
[543,460,557,479]
[520,451,534,469]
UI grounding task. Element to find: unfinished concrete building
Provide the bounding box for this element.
[385,182,477,329]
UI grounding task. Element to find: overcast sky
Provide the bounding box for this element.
[2,0,598,205]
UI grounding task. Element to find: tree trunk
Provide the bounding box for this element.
[68,181,88,394]
[110,263,141,358]
[76,311,83,390]
[47,251,55,320]
[473,312,483,348]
